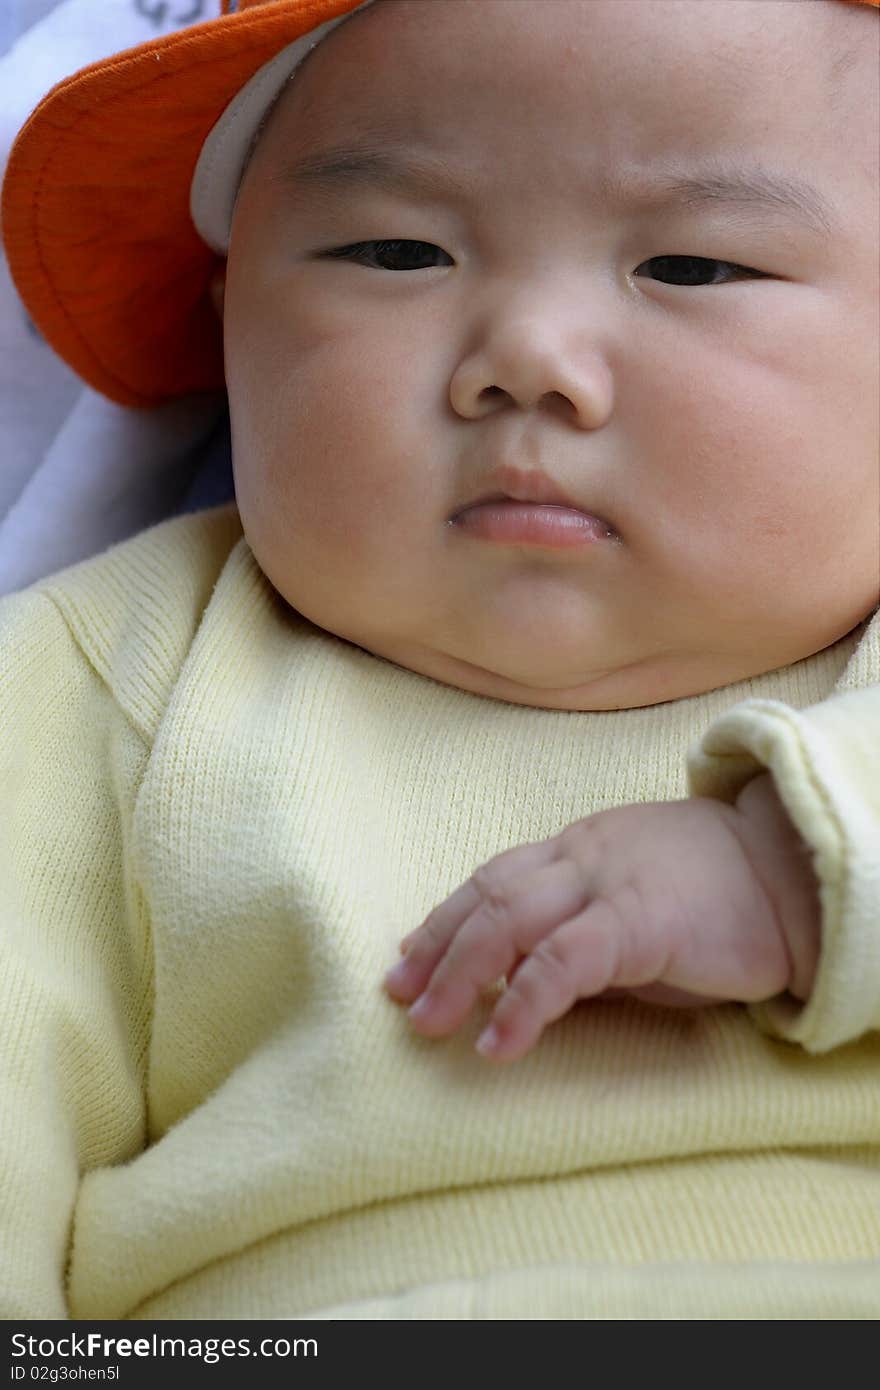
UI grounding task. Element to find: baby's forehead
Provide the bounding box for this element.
[252,0,875,227]
[276,0,873,144]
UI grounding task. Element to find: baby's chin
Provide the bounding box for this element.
[356,602,878,710]
[343,635,774,712]
[278,581,874,711]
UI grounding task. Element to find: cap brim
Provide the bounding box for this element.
[1,0,364,407]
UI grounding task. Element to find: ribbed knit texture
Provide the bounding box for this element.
[1,503,878,1320]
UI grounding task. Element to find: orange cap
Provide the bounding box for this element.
[2,0,877,408]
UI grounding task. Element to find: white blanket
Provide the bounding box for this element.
[0,0,233,596]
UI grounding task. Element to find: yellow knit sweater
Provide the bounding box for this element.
[2,503,879,1320]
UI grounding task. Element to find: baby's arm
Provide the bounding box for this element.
[0,589,149,1318]
[387,685,880,1060]
[385,772,820,1061]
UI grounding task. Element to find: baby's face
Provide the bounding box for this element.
[224,0,879,711]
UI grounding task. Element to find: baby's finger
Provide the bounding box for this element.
[386,838,560,1002]
[391,878,482,978]
[403,856,589,1037]
[475,901,623,1062]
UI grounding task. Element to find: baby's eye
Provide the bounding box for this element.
[323,240,454,271]
[635,255,769,286]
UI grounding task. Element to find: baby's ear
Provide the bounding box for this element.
[209,265,227,323]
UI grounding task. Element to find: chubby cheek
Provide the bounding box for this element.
[229,319,442,615]
[631,337,878,623]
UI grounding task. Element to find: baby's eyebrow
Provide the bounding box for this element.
[628,161,839,237]
[279,141,839,237]
[277,143,472,204]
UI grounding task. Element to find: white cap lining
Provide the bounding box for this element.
[190,0,375,254]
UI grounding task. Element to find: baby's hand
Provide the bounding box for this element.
[384,774,821,1061]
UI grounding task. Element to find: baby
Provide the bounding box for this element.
[1,0,879,1321]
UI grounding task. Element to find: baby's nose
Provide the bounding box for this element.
[449,317,613,428]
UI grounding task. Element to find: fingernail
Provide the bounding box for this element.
[385,959,414,992]
[475,1023,500,1056]
[408,994,432,1021]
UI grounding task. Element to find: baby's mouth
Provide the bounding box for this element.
[449,498,615,548]
[449,465,617,548]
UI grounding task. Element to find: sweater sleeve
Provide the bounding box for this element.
[686,686,880,1053]
[0,589,152,1319]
